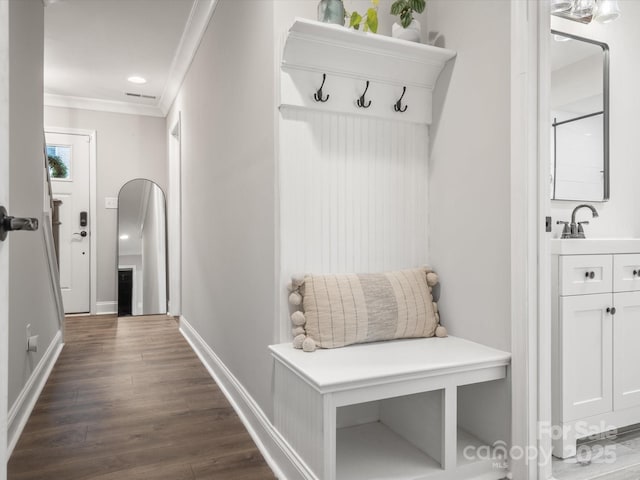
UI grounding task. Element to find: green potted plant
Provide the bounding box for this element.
[48,154,68,179]
[390,0,426,42]
[346,0,379,33]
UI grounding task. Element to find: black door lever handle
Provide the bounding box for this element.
[0,206,38,241]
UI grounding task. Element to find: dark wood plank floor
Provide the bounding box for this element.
[8,315,276,480]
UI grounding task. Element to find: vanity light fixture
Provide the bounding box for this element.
[595,0,622,23]
[551,0,574,13]
[127,76,147,85]
[551,0,621,24]
[553,34,572,42]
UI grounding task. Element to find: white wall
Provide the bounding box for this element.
[43,106,167,308]
[167,0,277,416]
[428,0,511,353]
[7,0,60,413]
[550,2,640,238]
[426,0,512,445]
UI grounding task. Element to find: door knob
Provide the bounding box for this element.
[0,206,38,241]
[73,231,87,238]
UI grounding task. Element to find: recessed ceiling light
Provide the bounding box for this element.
[120,234,129,240]
[127,76,147,85]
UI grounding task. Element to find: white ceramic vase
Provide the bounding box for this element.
[392,19,421,43]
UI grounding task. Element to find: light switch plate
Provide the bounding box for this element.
[105,197,118,209]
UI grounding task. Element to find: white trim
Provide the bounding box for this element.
[179,316,316,480]
[168,115,182,316]
[96,301,117,315]
[89,131,97,315]
[7,330,63,457]
[538,2,554,479]
[0,1,9,474]
[510,1,541,480]
[44,93,164,118]
[158,0,219,115]
[45,127,98,316]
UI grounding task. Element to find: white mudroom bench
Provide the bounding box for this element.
[269,336,511,480]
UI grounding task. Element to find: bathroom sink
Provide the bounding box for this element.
[550,238,640,255]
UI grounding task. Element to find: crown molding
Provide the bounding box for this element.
[44,93,165,117]
[158,0,219,115]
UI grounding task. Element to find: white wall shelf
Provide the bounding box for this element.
[280,18,457,124]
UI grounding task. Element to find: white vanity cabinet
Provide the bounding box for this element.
[552,242,640,458]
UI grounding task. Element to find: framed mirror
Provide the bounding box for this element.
[550,30,609,201]
[117,179,167,316]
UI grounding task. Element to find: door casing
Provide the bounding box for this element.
[168,115,182,316]
[0,1,10,475]
[511,1,552,479]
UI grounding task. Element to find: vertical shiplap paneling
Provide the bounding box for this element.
[274,362,325,478]
[279,108,430,340]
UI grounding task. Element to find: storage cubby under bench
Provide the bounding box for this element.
[270,336,511,480]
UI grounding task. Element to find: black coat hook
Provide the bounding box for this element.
[314,73,330,102]
[394,86,408,113]
[356,80,372,108]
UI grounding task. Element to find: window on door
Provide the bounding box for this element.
[46,144,72,180]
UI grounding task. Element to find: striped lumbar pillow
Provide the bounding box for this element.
[288,267,446,352]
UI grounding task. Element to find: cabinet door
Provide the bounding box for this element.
[561,294,613,421]
[613,291,640,410]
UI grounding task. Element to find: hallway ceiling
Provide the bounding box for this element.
[44,0,197,115]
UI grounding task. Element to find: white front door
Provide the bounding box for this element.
[46,132,91,313]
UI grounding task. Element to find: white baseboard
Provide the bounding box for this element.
[95,301,117,315]
[179,316,315,480]
[7,330,63,457]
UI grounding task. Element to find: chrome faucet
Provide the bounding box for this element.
[557,204,599,239]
